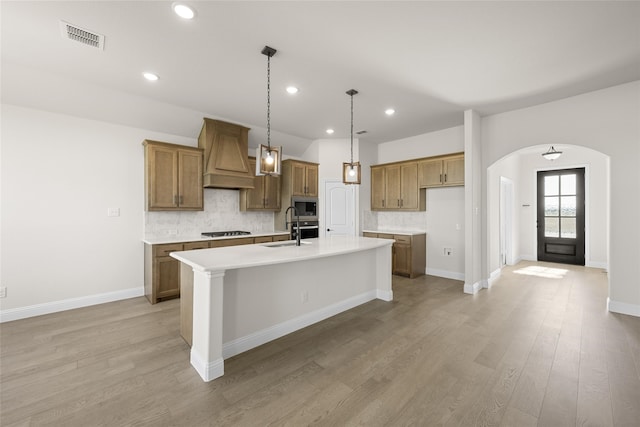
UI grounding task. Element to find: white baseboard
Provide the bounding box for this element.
[587,260,608,270]
[486,268,501,288]
[464,281,482,294]
[607,298,640,318]
[519,254,536,262]
[222,290,381,359]
[376,289,393,302]
[190,351,224,382]
[426,268,465,281]
[0,287,144,323]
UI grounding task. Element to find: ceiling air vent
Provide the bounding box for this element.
[60,21,105,50]
[356,130,368,135]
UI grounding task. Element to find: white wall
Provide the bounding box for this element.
[0,105,190,312]
[481,81,640,315]
[375,125,465,279]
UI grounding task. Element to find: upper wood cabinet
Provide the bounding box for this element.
[240,157,281,211]
[143,140,203,211]
[198,118,254,189]
[370,162,424,211]
[418,153,464,188]
[287,160,318,197]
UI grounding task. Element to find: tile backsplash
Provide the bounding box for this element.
[366,211,427,231]
[144,189,275,239]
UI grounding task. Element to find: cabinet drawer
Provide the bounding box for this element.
[363,232,378,238]
[254,236,273,244]
[272,234,290,242]
[183,241,210,251]
[394,235,411,245]
[154,243,184,257]
[377,233,395,240]
[210,237,255,248]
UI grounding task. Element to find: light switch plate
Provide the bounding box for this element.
[107,207,120,217]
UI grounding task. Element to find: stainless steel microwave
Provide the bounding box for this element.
[292,197,318,220]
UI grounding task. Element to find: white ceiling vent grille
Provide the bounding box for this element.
[60,21,105,50]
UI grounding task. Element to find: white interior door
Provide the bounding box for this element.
[324,181,355,237]
[500,176,514,266]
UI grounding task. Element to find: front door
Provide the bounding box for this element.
[537,168,585,265]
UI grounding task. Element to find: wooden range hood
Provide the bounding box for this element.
[198,118,255,189]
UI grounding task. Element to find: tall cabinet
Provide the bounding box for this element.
[240,157,281,211]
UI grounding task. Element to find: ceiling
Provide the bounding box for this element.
[2,1,639,157]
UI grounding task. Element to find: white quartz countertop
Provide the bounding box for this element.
[143,231,290,245]
[170,235,393,272]
[362,229,426,236]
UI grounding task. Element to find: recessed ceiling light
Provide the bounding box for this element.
[172,3,195,19]
[143,72,159,81]
[286,86,299,94]
[326,129,334,135]
[385,108,395,116]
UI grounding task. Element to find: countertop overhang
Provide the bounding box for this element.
[171,235,393,272]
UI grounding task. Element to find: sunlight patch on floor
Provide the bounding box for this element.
[513,265,569,279]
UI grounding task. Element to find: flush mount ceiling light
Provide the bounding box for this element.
[143,72,159,81]
[286,86,299,94]
[172,2,195,19]
[385,108,395,116]
[542,145,562,160]
[343,89,361,185]
[256,46,282,176]
[326,128,334,135]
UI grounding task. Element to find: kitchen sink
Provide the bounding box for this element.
[263,241,311,248]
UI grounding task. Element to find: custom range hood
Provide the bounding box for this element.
[198,118,255,189]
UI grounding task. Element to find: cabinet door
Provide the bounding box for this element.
[418,158,443,187]
[393,243,411,276]
[210,237,255,248]
[243,159,265,210]
[385,165,402,209]
[156,257,180,299]
[147,144,178,209]
[264,175,281,210]
[178,149,203,209]
[291,162,307,196]
[305,164,319,197]
[371,167,386,210]
[443,155,464,186]
[400,162,418,209]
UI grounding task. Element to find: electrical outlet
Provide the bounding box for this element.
[444,248,453,256]
[107,207,120,217]
[301,290,309,303]
[0,287,7,298]
[167,229,178,236]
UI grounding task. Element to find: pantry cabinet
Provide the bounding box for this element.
[143,140,204,211]
[240,157,281,211]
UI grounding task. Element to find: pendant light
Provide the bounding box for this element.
[342,89,361,185]
[542,145,562,161]
[256,45,282,176]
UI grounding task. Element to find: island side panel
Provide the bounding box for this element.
[220,247,387,359]
[376,244,393,301]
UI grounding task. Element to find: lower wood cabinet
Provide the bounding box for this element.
[145,234,289,305]
[363,232,426,278]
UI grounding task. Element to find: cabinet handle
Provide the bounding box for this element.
[444,173,447,183]
[382,200,385,207]
[440,173,442,183]
[397,199,400,207]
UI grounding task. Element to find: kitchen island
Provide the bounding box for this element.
[171,235,394,382]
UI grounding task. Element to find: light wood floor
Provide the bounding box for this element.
[1,261,639,426]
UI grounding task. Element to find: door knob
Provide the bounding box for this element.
[327,228,332,232]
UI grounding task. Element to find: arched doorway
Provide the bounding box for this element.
[486,144,609,281]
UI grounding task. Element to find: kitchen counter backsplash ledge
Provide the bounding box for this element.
[143,230,289,245]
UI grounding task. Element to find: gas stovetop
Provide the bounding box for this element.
[201,230,251,238]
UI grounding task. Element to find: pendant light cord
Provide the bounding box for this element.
[266,54,271,152]
[350,92,354,165]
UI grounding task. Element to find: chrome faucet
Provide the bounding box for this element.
[285,206,301,246]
